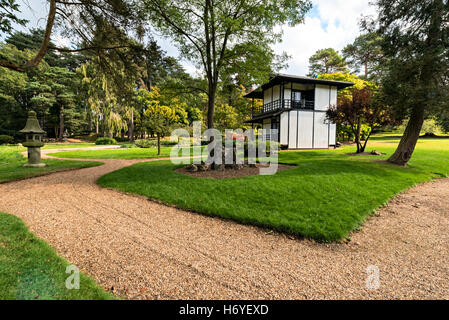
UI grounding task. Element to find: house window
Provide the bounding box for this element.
[292,90,302,102]
[291,89,314,110]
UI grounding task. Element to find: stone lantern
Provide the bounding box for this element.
[20,111,46,168]
[62,130,68,143]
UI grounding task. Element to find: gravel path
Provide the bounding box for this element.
[1,149,448,299]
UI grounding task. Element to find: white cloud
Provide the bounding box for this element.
[274,0,376,75]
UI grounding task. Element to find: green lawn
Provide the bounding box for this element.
[42,143,97,149]
[0,146,102,183]
[0,211,114,300]
[48,146,196,159]
[98,138,449,242]
[0,146,113,299]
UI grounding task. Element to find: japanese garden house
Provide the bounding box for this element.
[244,74,353,149]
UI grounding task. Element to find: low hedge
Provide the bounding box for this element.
[135,139,178,148]
[95,137,117,145]
[0,135,14,145]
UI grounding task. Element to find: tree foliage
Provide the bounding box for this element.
[0,0,141,72]
[0,0,27,34]
[308,48,348,76]
[369,0,449,165]
[327,87,396,153]
[342,32,384,80]
[138,87,184,154]
[141,0,312,129]
[317,72,367,97]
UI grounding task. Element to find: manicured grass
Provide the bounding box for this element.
[42,143,97,149]
[98,138,449,242]
[0,211,114,300]
[0,146,102,183]
[48,146,196,159]
[0,146,112,299]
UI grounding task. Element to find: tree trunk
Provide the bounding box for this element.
[87,111,92,133]
[207,82,217,129]
[360,128,373,153]
[388,105,425,165]
[206,81,218,166]
[355,117,362,153]
[387,0,442,166]
[95,120,99,134]
[129,109,134,142]
[157,135,161,155]
[58,105,64,141]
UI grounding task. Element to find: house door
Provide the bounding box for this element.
[292,90,303,109]
[292,90,301,101]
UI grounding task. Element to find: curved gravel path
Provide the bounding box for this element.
[0,148,448,299]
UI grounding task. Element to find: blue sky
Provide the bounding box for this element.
[9,0,375,76]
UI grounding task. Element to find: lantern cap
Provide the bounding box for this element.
[20,111,45,134]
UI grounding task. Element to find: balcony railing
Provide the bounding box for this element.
[259,99,314,114]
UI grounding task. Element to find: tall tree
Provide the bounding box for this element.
[308,48,348,76]
[0,0,140,72]
[141,0,312,130]
[0,45,28,135]
[0,0,27,34]
[371,0,448,165]
[6,28,86,70]
[342,32,383,79]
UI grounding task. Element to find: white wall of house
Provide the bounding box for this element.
[260,82,338,148]
[273,85,280,101]
[284,87,291,101]
[263,88,272,104]
[263,85,281,105]
[280,112,289,145]
[297,111,314,148]
[314,112,329,148]
[284,110,330,149]
[329,123,337,145]
[288,111,298,147]
[330,86,337,107]
[315,84,330,111]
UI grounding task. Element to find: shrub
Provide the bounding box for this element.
[120,144,138,149]
[160,140,178,147]
[135,139,156,148]
[0,135,14,145]
[135,139,178,148]
[95,137,117,145]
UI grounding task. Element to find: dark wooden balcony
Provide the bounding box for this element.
[258,99,315,115]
